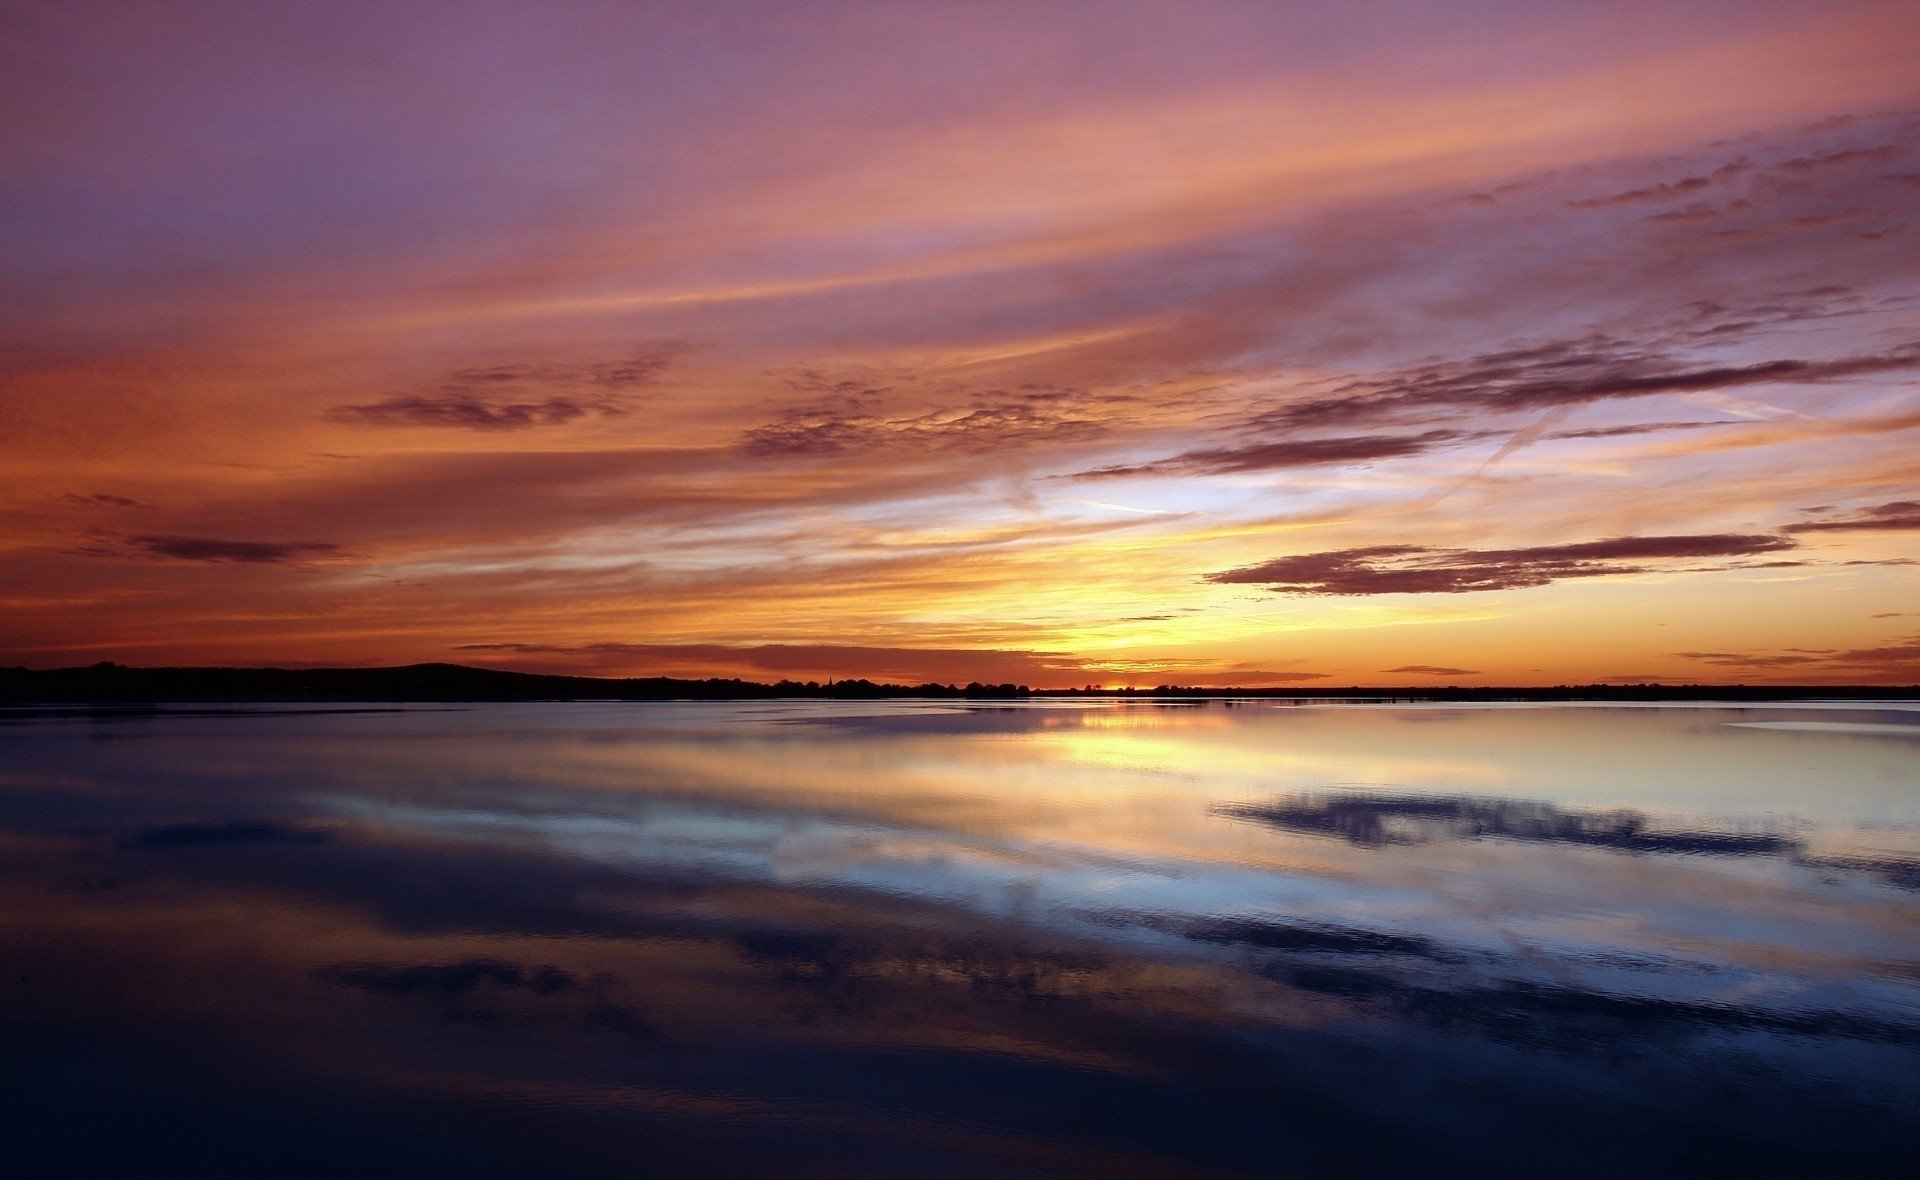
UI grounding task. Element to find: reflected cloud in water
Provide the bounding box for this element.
[1219,790,1920,892]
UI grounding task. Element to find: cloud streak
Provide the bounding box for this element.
[1250,341,1920,434]
[1789,500,1920,533]
[1075,430,1478,478]
[1209,535,1797,595]
[328,349,679,432]
[124,535,341,564]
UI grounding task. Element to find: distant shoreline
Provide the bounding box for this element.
[2,662,1914,705]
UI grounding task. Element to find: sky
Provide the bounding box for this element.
[2,0,1918,687]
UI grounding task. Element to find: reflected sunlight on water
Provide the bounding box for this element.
[2,700,1917,1176]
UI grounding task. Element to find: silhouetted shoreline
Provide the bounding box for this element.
[1,662,1914,705]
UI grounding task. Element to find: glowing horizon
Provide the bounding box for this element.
[3,1,1918,686]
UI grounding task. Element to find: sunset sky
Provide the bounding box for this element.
[3,0,1918,686]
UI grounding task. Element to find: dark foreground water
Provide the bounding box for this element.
[2,699,1918,1177]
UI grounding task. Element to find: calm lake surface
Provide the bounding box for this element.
[3,699,1918,1176]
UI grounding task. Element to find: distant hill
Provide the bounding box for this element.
[0,662,1913,704]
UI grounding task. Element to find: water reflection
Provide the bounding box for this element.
[2,700,1918,1176]
[1220,789,1920,891]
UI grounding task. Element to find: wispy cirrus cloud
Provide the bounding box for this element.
[1074,429,1480,479]
[1543,421,1728,441]
[1556,140,1901,215]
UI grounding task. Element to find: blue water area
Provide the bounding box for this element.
[2,699,1917,1176]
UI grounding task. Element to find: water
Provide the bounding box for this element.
[2,699,1917,1176]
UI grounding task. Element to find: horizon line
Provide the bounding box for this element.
[3,661,1915,698]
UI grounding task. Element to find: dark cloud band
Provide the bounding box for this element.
[1209,534,1796,595]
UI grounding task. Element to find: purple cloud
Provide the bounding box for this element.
[127,535,340,564]
[1210,534,1797,595]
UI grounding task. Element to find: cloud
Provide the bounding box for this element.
[1074,429,1476,479]
[124,535,341,563]
[1770,142,1903,176]
[456,640,1088,685]
[1788,499,1920,532]
[1643,202,1738,224]
[329,392,598,430]
[741,387,1116,458]
[1676,634,1920,678]
[1166,669,1331,685]
[1671,652,1828,670]
[1826,637,1920,673]
[435,354,680,391]
[63,492,150,509]
[1565,174,1716,209]
[451,641,1326,687]
[1208,534,1796,595]
[328,347,680,431]
[1382,665,1479,676]
[1250,339,1920,434]
[1544,421,1726,440]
